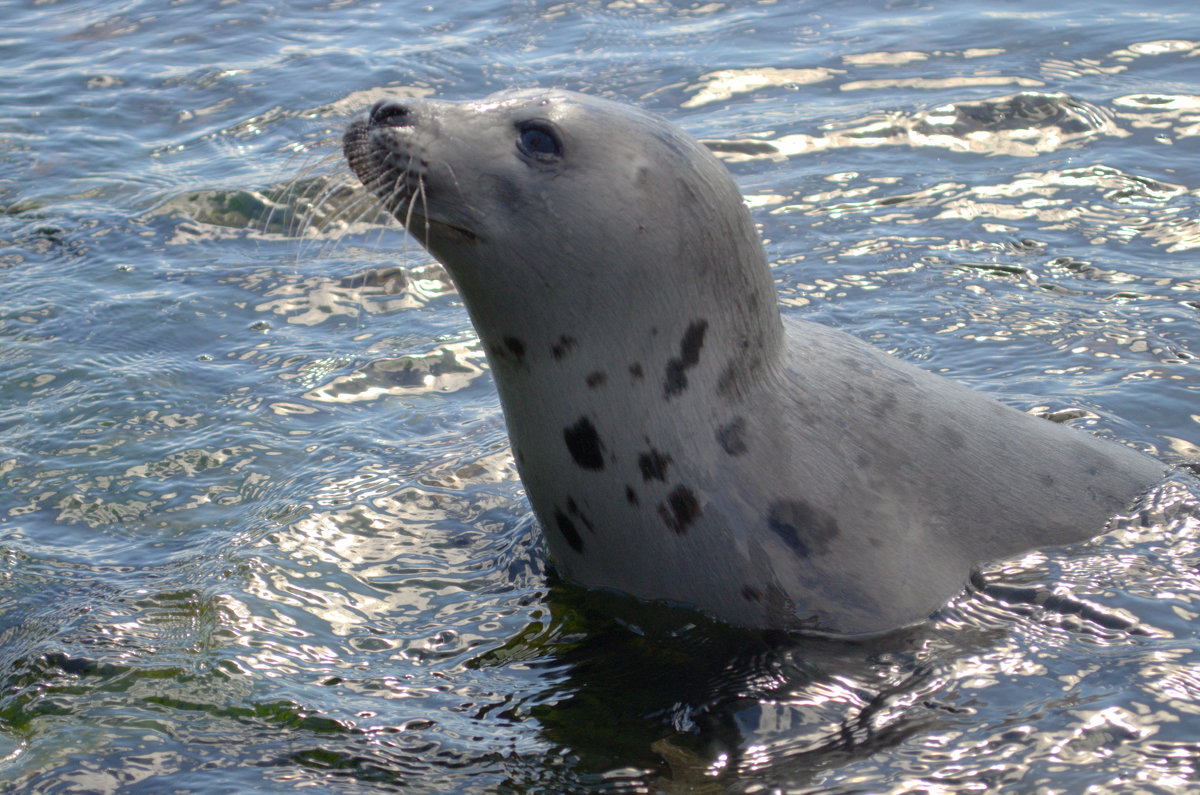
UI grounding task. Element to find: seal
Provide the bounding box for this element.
[343,90,1166,635]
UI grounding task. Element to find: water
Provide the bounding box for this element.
[2,0,1200,791]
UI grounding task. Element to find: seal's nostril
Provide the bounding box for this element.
[369,100,412,127]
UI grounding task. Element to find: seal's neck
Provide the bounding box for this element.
[458,227,785,415]
[455,221,787,479]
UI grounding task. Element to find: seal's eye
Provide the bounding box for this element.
[517,122,563,160]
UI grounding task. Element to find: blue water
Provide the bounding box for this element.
[3,0,1200,791]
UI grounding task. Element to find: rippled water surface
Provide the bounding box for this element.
[3,0,1200,792]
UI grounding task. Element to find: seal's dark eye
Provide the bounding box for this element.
[517,123,562,160]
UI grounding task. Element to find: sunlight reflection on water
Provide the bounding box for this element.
[1,0,1199,792]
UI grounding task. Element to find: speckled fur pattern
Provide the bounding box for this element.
[343,89,1166,635]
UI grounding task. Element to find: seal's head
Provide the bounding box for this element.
[342,90,781,365]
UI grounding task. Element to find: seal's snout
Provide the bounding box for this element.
[369,100,414,128]
[344,99,422,196]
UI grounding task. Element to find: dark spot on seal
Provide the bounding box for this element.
[663,320,708,398]
[503,336,526,362]
[941,426,966,451]
[586,371,607,388]
[855,452,871,469]
[872,392,898,418]
[638,448,672,482]
[716,417,747,456]
[742,585,763,603]
[554,507,584,553]
[566,496,596,532]
[629,362,644,379]
[658,485,701,534]
[563,416,605,470]
[625,485,639,505]
[679,320,707,363]
[767,500,840,557]
[716,351,764,400]
[746,290,761,314]
[1040,473,1055,487]
[551,335,577,360]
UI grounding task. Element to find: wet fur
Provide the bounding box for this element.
[343,90,1165,635]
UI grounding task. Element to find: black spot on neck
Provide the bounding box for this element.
[586,371,607,389]
[503,336,526,363]
[629,362,644,380]
[625,485,639,505]
[716,417,747,456]
[679,321,707,365]
[658,485,701,534]
[638,448,672,482]
[663,320,708,398]
[563,416,605,470]
[767,500,840,557]
[554,507,584,553]
[551,335,577,360]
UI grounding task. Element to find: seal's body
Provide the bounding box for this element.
[344,90,1164,635]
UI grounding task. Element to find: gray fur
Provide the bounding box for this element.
[344,90,1165,635]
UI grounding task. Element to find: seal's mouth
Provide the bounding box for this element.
[405,213,478,244]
